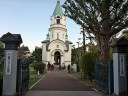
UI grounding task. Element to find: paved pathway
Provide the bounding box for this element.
[25,71,105,96]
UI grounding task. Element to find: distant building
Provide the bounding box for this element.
[42,0,72,66]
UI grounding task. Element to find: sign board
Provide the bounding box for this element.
[73,64,77,70]
[120,55,125,76]
[6,52,12,74]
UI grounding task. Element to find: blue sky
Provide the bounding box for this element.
[0,0,84,52]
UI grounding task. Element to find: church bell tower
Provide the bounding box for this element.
[49,0,67,42]
[42,0,72,67]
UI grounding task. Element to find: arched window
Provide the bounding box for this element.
[57,34,59,38]
[56,16,60,24]
[57,19,60,24]
[52,34,53,39]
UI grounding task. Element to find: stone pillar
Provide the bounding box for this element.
[0,32,22,96]
[113,47,127,96]
[109,37,128,96]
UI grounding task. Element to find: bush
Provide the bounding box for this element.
[32,62,46,73]
[80,52,97,79]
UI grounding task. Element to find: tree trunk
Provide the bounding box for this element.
[96,35,110,64]
[95,18,111,64]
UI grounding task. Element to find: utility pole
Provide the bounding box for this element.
[76,41,80,73]
[81,27,86,53]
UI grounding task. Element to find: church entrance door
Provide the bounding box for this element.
[54,51,61,65]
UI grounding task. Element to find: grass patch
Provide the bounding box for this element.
[68,71,76,74]
[30,71,47,75]
[77,77,94,87]
[29,77,42,88]
[29,65,34,71]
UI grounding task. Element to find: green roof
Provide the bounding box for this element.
[47,33,50,36]
[66,33,68,37]
[53,1,63,16]
[66,40,72,44]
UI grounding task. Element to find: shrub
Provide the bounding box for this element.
[80,52,97,79]
[32,62,46,73]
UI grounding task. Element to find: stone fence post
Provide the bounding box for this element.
[109,37,128,96]
[0,32,22,96]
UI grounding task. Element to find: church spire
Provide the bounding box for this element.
[53,0,63,16]
[65,33,68,41]
[57,0,60,3]
[46,32,50,40]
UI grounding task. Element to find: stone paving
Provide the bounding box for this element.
[25,70,106,96]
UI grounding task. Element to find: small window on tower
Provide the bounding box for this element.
[57,19,60,24]
[52,34,53,38]
[57,34,59,38]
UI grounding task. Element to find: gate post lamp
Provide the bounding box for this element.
[0,32,22,96]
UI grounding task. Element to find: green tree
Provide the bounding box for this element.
[72,48,78,64]
[18,45,30,61]
[72,47,84,64]
[63,0,128,64]
[0,41,4,73]
[86,43,98,52]
[0,41,4,58]
[32,47,42,62]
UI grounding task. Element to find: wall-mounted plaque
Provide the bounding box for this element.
[120,55,125,76]
[6,52,12,74]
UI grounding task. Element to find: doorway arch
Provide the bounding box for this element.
[54,51,61,65]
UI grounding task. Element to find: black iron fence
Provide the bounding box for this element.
[17,59,29,96]
[94,59,113,95]
[0,79,2,95]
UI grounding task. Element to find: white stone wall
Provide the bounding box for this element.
[49,29,66,42]
[42,43,47,64]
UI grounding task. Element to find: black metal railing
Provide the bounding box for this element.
[17,59,29,96]
[94,58,108,94]
[94,59,114,95]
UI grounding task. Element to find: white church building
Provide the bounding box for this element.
[42,0,72,67]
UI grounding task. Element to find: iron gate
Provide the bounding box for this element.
[17,59,29,96]
[94,59,114,95]
[94,58,108,94]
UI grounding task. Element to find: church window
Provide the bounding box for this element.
[56,16,60,24]
[57,16,60,18]
[52,34,53,38]
[57,34,59,38]
[57,19,60,24]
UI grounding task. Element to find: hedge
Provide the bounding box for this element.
[32,62,46,73]
[80,52,97,79]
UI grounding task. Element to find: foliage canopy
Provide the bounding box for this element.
[63,0,128,64]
